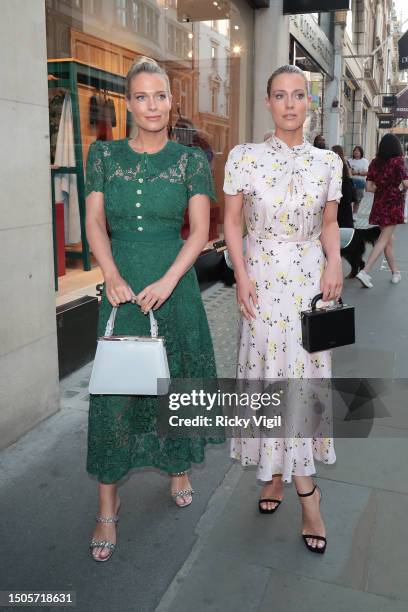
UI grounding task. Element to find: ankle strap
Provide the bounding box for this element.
[297,484,317,497]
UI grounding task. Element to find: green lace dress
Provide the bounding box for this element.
[85,138,223,484]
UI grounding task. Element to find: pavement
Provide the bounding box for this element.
[1,193,408,612]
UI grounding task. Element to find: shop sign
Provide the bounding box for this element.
[289,13,334,77]
[392,88,408,119]
[283,0,349,14]
[398,31,408,71]
[383,95,397,108]
[178,0,270,20]
[378,115,393,129]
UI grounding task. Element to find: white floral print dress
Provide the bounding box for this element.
[223,134,343,483]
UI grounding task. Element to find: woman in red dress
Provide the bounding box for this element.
[356,134,408,288]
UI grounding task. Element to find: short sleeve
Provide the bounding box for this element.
[186,147,216,201]
[223,145,243,195]
[327,153,343,203]
[85,141,105,196]
[362,158,369,172]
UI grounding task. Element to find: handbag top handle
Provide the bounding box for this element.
[104,306,158,338]
[311,293,343,310]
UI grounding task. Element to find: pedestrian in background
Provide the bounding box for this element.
[313,134,326,149]
[356,133,408,288]
[348,145,369,216]
[332,144,356,229]
[404,145,408,223]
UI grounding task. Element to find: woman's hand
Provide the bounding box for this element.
[136,275,178,314]
[105,273,137,307]
[320,259,343,302]
[236,273,258,320]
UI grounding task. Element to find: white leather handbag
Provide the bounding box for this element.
[89,306,170,396]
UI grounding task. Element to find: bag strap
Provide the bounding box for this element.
[104,306,158,338]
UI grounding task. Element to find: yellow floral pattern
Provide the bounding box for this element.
[223,135,342,483]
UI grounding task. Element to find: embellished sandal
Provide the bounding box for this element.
[89,501,121,562]
[297,484,327,554]
[171,471,195,508]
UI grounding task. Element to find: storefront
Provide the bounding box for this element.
[288,12,334,143]
[45,0,255,302]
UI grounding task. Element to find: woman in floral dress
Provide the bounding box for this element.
[223,65,343,554]
[356,133,408,289]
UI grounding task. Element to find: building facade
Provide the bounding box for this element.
[0,0,400,449]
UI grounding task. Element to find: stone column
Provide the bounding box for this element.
[253,0,290,142]
[0,0,60,449]
[325,22,343,148]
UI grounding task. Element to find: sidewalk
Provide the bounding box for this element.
[1,196,408,611]
[156,194,408,612]
[0,284,235,612]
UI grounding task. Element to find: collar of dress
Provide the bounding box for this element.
[265,134,311,157]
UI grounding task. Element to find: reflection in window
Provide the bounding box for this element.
[131,0,140,32]
[168,22,190,59]
[211,44,218,70]
[116,0,127,28]
[212,87,218,114]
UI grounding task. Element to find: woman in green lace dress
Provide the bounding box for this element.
[86,57,223,562]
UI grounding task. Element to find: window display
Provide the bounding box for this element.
[46,0,254,293]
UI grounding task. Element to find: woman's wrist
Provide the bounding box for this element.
[233,264,248,279]
[104,266,120,281]
[326,255,341,265]
[162,269,181,286]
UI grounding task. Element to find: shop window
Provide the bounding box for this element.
[46,0,255,291]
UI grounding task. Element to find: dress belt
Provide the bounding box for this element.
[248,235,320,244]
[111,229,180,242]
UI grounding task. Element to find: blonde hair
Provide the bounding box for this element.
[125,56,171,99]
[267,64,309,97]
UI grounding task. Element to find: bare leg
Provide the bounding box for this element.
[293,474,326,551]
[384,234,398,274]
[91,483,120,560]
[259,473,284,511]
[363,225,395,274]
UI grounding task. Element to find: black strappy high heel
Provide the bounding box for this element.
[258,498,282,514]
[297,483,327,554]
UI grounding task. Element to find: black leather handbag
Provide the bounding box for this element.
[301,293,355,353]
